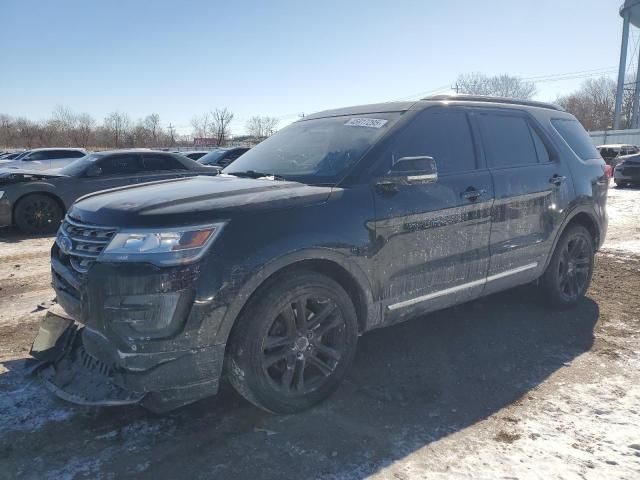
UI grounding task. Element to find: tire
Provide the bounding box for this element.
[616,181,627,188]
[14,194,64,234]
[540,225,595,308]
[226,270,358,413]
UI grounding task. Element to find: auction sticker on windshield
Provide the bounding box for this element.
[344,118,388,128]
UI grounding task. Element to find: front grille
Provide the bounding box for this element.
[58,216,118,274]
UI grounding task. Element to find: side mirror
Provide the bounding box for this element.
[386,156,438,184]
[85,165,102,177]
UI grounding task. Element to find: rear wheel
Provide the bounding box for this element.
[14,194,63,234]
[226,270,358,413]
[540,225,594,307]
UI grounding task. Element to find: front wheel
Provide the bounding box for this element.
[540,225,595,308]
[14,193,63,234]
[226,270,358,413]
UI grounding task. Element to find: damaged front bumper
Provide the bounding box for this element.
[31,309,226,412]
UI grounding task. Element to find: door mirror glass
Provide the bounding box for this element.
[85,165,102,177]
[386,156,437,184]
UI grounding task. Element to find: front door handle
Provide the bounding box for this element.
[549,174,566,186]
[461,187,486,202]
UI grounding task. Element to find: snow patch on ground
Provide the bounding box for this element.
[603,186,640,255]
[0,360,74,433]
[369,354,640,480]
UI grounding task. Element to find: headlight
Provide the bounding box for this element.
[0,191,4,199]
[99,222,225,266]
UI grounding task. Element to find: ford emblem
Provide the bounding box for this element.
[58,235,73,256]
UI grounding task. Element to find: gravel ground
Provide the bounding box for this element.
[0,185,639,479]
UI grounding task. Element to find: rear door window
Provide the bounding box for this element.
[551,118,600,160]
[142,154,186,171]
[97,154,143,175]
[51,150,80,159]
[531,128,551,163]
[477,113,539,168]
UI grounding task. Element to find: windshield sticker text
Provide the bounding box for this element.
[344,118,388,128]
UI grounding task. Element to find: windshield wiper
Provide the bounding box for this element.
[228,170,288,181]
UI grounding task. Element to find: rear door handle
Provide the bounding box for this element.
[549,174,566,186]
[461,188,486,201]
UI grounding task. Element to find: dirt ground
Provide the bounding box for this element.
[1,186,639,479]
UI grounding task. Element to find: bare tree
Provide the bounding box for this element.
[190,113,211,138]
[246,115,279,139]
[556,77,616,131]
[104,111,131,148]
[73,113,95,148]
[51,105,77,145]
[14,118,39,148]
[144,113,162,146]
[0,114,13,148]
[211,108,234,146]
[456,73,537,99]
[38,119,59,146]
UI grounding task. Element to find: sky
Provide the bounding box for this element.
[0,0,631,136]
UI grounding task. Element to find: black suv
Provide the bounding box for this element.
[34,95,608,413]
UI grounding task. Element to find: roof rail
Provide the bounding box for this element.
[422,94,565,112]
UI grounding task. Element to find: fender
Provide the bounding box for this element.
[212,247,378,345]
[541,202,603,272]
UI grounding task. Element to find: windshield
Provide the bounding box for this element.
[223,113,401,184]
[198,149,227,165]
[13,151,31,161]
[59,153,101,176]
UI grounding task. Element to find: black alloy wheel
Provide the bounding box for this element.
[227,271,358,413]
[541,225,594,307]
[261,295,347,395]
[14,194,63,234]
[556,234,592,302]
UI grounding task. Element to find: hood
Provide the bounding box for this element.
[0,169,66,185]
[68,175,333,227]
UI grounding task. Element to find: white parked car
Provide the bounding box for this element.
[0,148,87,171]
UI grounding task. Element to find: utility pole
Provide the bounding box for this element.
[168,123,175,147]
[452,83,460,94]
[615,6,632,130]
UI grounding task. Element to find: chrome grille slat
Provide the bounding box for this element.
[57,216,118,273]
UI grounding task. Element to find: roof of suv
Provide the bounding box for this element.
[303,95,565,121]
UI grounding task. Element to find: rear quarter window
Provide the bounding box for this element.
[551,118,600,160]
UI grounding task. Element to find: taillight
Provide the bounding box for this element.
[603,164,612,179]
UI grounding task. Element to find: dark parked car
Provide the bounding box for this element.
[177,150,210,161]
[0,150,216,234]
[597,144,639,172]
[613,153,640,187]
[197,147,249,168]
[34,95,607,414]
